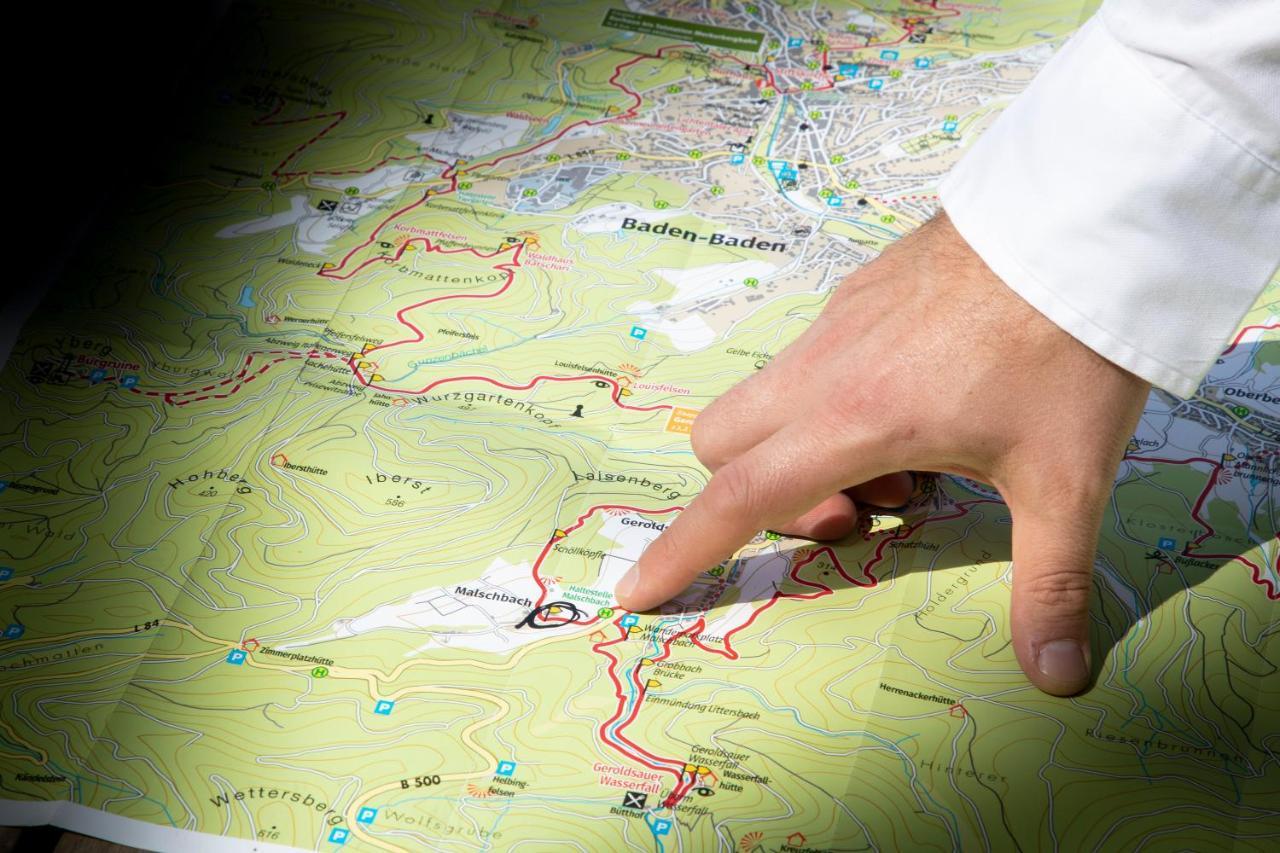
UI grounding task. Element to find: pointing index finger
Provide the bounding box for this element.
[614,415,888,612]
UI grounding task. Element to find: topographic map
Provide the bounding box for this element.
[1,1,1276,850]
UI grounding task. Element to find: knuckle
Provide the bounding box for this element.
[703,462,762,521]
[823,378,877,426]
[1017,565,1094,613]
[817,380,911,462]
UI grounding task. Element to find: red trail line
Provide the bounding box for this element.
[1220,323,1279,356]
[593,621,689,782]
[127,43,711,411]
[79,350,344,406]
[1126,455,1277,599]
[528,504,684,609]
[691,498,997,659]
[297,45,727,412]
[338,240,672,412]
[545,497,1004,800]
[133,3,964,409]
[521,503,692,801]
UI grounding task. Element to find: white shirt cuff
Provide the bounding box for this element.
[939,12,1280,399]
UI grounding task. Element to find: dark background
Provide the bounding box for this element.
[2,1,235,369]
[2,4,232,847]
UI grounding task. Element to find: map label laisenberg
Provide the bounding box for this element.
[601,8,764,51]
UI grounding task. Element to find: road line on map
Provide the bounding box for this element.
[1125,455,1278,599]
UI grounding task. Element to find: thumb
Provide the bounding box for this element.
[1005,483,1108,696]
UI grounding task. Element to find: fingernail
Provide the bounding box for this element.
[1036,640,1089,685]
[616,566,639,603]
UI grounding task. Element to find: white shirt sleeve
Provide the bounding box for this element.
[938,0,1280,399]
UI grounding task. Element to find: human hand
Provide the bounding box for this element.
[614,211,1152,696]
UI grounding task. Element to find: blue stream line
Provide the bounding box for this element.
[1114,576,1240,783]
[606,616,683,849]
[0,737,179,828]
[762,95,901,241]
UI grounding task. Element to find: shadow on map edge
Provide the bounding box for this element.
[649,340,1278,707]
